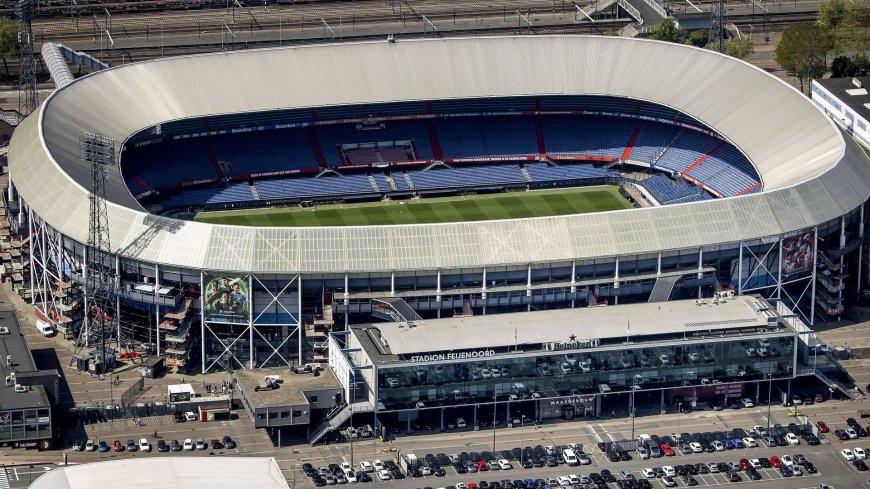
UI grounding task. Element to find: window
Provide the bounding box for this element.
[292,410,302,417]
[280,411,290,418]
[309,396,318,403]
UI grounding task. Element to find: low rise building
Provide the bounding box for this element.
[235,367,342,429]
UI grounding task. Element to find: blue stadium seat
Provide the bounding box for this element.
[315,121,433,166]
[436,117,538,159]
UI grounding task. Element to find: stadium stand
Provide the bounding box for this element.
[525,163,617,182]
[542,116,635,159]
[684,145,759,197]
[436,117,538,159]
[207,130,319,176]
[314,121,433,166]
[653,129,719,173]
[255,174,378,200]
[161,183,254,208]
[123,139,219,190]
[625,123,681,164]
[641,174,706,203]
[407,164,527,190]
[666,193,714,204]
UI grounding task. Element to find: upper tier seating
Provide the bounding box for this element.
[315,121,433,166]
[625,124,681,164]
[123,139,219,190]
[653,130,719,173]
[684,145,758,197]
[436,117,538,159]
[208,130,318,176]
[542,116,635,159]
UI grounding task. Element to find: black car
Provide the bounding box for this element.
[356,471,371,483]
[170,439,182,452]
[855,460,869,471]
[222,436,236,449]
[758,457,771,468]
[747,468,761,480]
[312,476,326,487]
[836,429,851,440]
[211,439,223,449]
[728,471,742,482]
[805,463,817,474]
[600,469,616,482]
[683,475,698,486]
[302,464,315,477]
[607,451,620,462]
[433,467,446,477]
[619,450,632,461]
[175,412,186,423]
[157,439,169,452]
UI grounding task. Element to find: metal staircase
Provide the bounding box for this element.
[309,400,372,445]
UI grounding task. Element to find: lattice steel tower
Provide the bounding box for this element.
[709,0,726,53]
[73,133,121,370]
[17,0,38,115]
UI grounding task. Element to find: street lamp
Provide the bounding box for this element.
[766,373,773,432]
[520,415,527,466]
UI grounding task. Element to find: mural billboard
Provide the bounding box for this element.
[204,275,249,323]
[781,231,815,277]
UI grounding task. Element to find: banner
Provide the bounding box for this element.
[204,275,249,323]
[781,231,814,276]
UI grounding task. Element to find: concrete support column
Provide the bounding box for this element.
[698,248,703,298]
[657,252,662,276]
[440,407,444,431]
[810,228,818,325]
[344,272,349,304]
[155,264,160,356]
[390,272,395,297]
[526,264,532,297]
[755,381,761,405]
[660,389,666,415]
[737,243,744,295]
[481,267,487,300]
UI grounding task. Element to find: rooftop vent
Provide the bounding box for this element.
[854,78,863,88]
[0,326,9,334]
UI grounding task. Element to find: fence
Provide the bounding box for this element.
[69,401,176,424]
[120,376,145,408]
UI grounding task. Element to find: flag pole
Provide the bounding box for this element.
[626,316,631,343]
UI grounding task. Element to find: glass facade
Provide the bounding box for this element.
[373,335,795,412]
[0,408,52,443]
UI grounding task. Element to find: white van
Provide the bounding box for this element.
[35,320,54,337]
[563,448,579,466]
[455,417,467,428]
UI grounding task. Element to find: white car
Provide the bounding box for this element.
[195,438,206,450]
[498,459,513,470]
[567,475,581,485]
[659,354,670,365]
[560,363,572,374]
[687,352,700,362]
[786,433,800,445]
[847,427,859,439]
[753,425,768,437]
[782,455,795,467]
[340,462,352,473]
[598,384,612,393]
[641,468,656,478]
[344,471,357,483]
[842,448,856,461]
[557,476,571,487]
[480,368,492,379]
[856,447,868,460]
[713,440,725,451]
[385,376,399,387]
[359,461,374,472]
[377,470,391,480]
[183,439,194,451]
[373,460,384,471]
[85,440,96,452]
[792,465,803,476]
[746,348,757,357]
[578,361,592,373]
[750,459,762,468]
[791,395,803,405]
[742,437,757,448]
[740,398,754,408]
[139,438,152,452]
[662,466,676,477]
[183,411,197,421]
[689,442,703,453]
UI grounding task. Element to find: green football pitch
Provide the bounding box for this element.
[194,186,632,227]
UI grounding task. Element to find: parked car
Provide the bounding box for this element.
[183,439,194,451]
[222,436,237,449]
[210,439,223,449]
[170,440,182,451]
[157,440,169,452]
[126,440,138,452]
[72,440,85,452]
[98,441,110,453]
[195,438,206,450]
[113,440,124,452]
[816,420,829,433]
[139,438,152,452]
[85,440,96,452]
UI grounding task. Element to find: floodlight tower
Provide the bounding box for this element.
[709,0,726,53]
[73,133,121,371]
[18,0,38,115]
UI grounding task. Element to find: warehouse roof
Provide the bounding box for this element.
[10,36,870,273]
[358,295,782,356]
[236,368,341,408]
[0,311,52,411]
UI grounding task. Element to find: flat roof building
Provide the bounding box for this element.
[235,367,342,429]
[327,295,806,439]
[0,311,59,449]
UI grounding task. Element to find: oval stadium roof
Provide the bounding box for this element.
[9,36,870,273]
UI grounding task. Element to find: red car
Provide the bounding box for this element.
[113,440,124,452]
[739,458,751,470]
[816,420,830,433]
[468,484,478,489]
[475,461,488,471]
[770,455,782,468]
[660,443,675,456]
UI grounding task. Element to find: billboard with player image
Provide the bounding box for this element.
[204,275,249,323]
[781,231,814,277]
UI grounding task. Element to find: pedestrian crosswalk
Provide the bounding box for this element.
[0,466,11,489]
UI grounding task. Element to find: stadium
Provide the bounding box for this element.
[6,35,870,434]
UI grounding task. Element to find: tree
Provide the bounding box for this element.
[832,54,855,77]
[819,0,848,30]
[684,30,709,48]
[649,19,685,43]
[0,17,18,78]
[775,23,835,94]
[724,36,755,61]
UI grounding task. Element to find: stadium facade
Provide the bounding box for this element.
[6,36,870,428]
